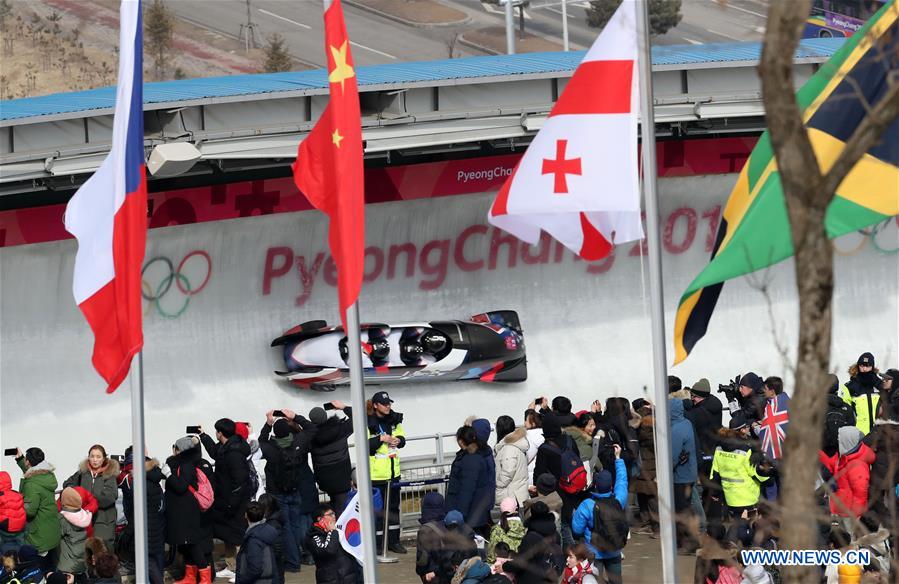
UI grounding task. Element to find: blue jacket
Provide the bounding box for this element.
[572,458,628,559]
[445,448,493,529]
[235,521,282,584]
[670,399,698,484]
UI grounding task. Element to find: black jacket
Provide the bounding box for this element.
[305,524,359,584]
[737,391,767,425]
[415,521,445,577]
[444,448,493,529]
[118,458,166,558]
[366,410,406,455]
[164,449,214,546]
[504,513,562,584]
[200,434,252,545]
[684,394,723,461]
[309,411,354,494]
[264,509,285,581]
[235,521,282,584]
[532,434,586,522]
[258,424,314,496]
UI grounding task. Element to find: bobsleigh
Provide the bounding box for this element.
[271,310,527,391]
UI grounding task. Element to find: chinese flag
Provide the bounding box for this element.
[292,0,364,331]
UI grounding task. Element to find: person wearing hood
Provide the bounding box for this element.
[234,502,280,584]
[4,544,43,583]
[62,444,119,550]
[307,400,354,512]
[486,498,525,563]
[117,445,166,584]
[366,391,407,554]
[571,446,627,584]
[259,409,316,573]
[445,426,493,534]
[55,487,91,577]
[305,503,358,584]
[670,398,699,553]
[14,448,60,560]
[166,435,215,584]
[824,374,857,457]
[440,510,478,582]
[0,471,26,552]
[818,426,875,530]
[709,416,772,521]
[452,555,492,584]
[862,387,899,534]
[493,416,530,506]
[466,416,497,522]
[199,417,253,577]
[504,501,563,584]
[841,352,883,435]
[415,492,447,583]
[236,422,265,501]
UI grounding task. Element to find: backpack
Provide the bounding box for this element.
[590,497,629,552]
[275,441,304,492]
[547,437,587,494]
[245,457,260,500]
[824,404,854,449]
[178,466,214,511]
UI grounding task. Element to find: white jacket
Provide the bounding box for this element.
[494,427,531,505]
[525,427,544,485]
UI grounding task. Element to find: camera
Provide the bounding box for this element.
[717,374,741,403]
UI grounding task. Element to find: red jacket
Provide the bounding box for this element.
[819,443,875,517]
[56,485,99,537]
[0,471,26,533]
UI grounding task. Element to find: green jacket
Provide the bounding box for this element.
[485,517,525,563]
[56,509,90,574]
[16,459,61,553]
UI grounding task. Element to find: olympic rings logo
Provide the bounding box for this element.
[141,250,212,318]
[832,217,899,256]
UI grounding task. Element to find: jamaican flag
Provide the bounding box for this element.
[673,1,899,364]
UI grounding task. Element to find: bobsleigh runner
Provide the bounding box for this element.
[271,310,527,391]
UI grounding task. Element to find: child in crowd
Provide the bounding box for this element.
[562,543,598,584]
[491,542,514,583]
[486,498,525,563]
[56,488,91,579]
[234,502,279,584]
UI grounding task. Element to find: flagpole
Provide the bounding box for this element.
[129,351,149,584]
[345,302,379,583]
[636,1,677,581]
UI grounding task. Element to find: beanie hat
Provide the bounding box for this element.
[528,500,551,520]
[214,418,236,438]
[500,497,517,515]
[857,352,875,367]
[593,469,613,494]
[690,378,712,397]
[273,418,292,439]
[739,372,763,392]
[61,487,82,510]
[234,422,249,441]
[24,447,44,467]
[16,544,39,564]
[541,412,562,440]
[827,374,840,394]
[444,510,464,527]
[309,407,328,426]
[419,492,446,525]
[471,418,491,444]
[536,473,556,496]
[174,435,199,453]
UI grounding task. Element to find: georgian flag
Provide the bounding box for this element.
[63,0,146,393]
[337,491,364,565]
[488,0,643,259]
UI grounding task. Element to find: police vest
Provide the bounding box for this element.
[368,422,405,481]
[710,447,762,508]
[841,385,880,435]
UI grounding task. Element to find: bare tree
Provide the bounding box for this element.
[757,2,899,582]
[145,0,174,81]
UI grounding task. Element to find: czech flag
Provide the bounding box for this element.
[64,0,147,394]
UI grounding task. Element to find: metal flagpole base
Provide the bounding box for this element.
[377,478,399,563]
[377,556,399,564]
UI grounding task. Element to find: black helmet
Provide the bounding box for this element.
[422,331,447,353]
[369,339,389,361]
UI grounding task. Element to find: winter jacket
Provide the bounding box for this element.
[0,472,26,534]
[258,423,315,496]
[494,428,530,505]
[562,560,599,584]
[445,448,493,530]
[709,431,770,508]
[453,556,492,584]
[533,434,585,522]
[367,410,406,482]
[54,486,97,538]
[684,394,723,462]
[562,428,593,461]
[670,400,698,484]
[117,457,166,560]
[844,372,882,435]
[863,419,899,518]
[486,517,525,562]
[736,390,767,427]
[415,520,446,578]
[521,491,562,525]
[15,459,60,553]
[633,415,657,496]
[309,410,353,495]
[63,458,120,548]
[305,523,358,584]
[818,427,875,517]
[525,428,544,485]
[164,449,214,546]
[201,433,252,545]
[504,511,563,584]
[572,458,628,560]
[235,521,282,584]
[57,507,91,574]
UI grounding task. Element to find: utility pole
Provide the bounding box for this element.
[504,0,516,54]
[238,0,258,52]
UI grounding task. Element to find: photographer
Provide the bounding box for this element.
[307,401,354,512]
[734,372,767,429]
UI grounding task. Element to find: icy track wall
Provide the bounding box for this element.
[1,174,896,471]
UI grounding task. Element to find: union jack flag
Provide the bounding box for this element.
[758,393,790,459]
